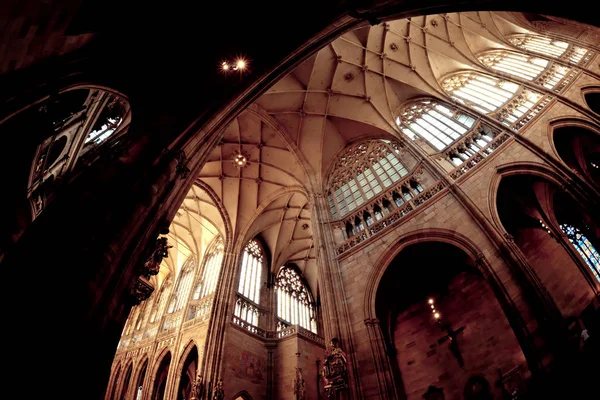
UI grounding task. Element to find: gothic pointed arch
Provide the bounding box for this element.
[550,119,600,188]
[132,357,148,400]
[107,363,122,400]
[150,350,172,400]
[326,138,412,219]
[371,233,531,399]
[233,236,269,331]
[507,33,594,66]
[477,49,576,93]
[582,87,600,116]
[117,362,133,400]
[1,85,131,229]
[275,264,318,333]
[440,70,549,131]
[495,172,599,319]
[176,343,199,400]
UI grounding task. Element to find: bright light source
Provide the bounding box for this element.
[236,59,246,70]
[434,313,440,319]
[430,304,435,309]
[428,298,434,304]
[222,63,229,70]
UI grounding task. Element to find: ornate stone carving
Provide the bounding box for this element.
[130,276,155,305]
[143,236,172,278]
[321,338,348,398]
[175,149,190,179]
[212,379,224,400]
[293,367,306,400]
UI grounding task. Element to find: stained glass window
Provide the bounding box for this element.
[276,267,317,333]
[441,72,543,128]
[328,140,408,218]
[234,239,265,326]
[560,224,600,282]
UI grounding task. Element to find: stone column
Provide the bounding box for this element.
[311,194,362,399]
[364,318,401,400]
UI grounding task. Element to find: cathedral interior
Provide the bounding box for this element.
[1,1,599,400]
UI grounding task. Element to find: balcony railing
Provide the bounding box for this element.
[449,131,511,180]
[232,316,325,345]
[184,294,215,329]
[336,179,448,255]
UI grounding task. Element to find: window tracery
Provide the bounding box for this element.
[26,88,130,218]
[192,236,224,300]
[560,224,600,282]
[234,239,265,327]
[276,267,317,333]
[328,140,409,219]
[167,256,196,314]
[396,99,477,151]
[508,34,591,65]
[149,278,172,324]
[478,50,572,91]
[441,72,545,129]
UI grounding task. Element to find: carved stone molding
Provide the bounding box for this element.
[130,276,155,305]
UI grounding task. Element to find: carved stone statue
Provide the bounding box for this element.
[293,367,306,400]
[190,375,204,400]
[321,338,348,398]
[212,378,224,400]
[143,236,172,277]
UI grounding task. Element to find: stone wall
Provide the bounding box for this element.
[394,271,528,400]
[515,227,595,316]
[221,326,268,400]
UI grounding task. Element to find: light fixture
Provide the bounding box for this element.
[428,298,434,304]
[220,57,249,74]
[232,150,249,168]
[430,304,435,309]
[434,312,440,319]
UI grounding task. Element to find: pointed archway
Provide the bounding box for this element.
[376,241,528,400]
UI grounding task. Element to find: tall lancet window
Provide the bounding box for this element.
[441,72,543,129]
[328,140,409,219]
[396,99,477,151]
[193,236,224,300]
[234,239,265,327]
[276,266,317,333]
[508,34,591,65]
[478,50,571,91]
[560,224,600,282]
[167,256,196,314]
[149,278,173,324]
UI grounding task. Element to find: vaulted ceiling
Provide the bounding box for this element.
[159,11,580,295]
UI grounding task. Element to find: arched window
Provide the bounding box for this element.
[328,140,409,219]
[192,237,224,300]
[441,72,544,129]
[276,267,317,333]
[234,239,265,327]
[167,256,196,314]
[150,278,173,324]
[478,50,572,91]
[508,34,591,65]
[25,88,131,218]
[396,99,477,151]
[560,224,600,282]
[124,306,142,336]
